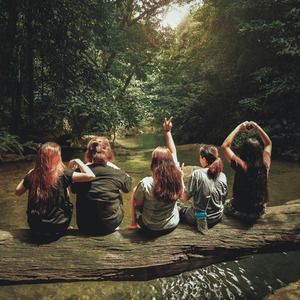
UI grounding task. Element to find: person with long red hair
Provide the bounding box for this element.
[71,136,132,234]
[15,142,95,237]
[129,117,183,236]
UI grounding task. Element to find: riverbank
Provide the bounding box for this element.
[1,132,299,164]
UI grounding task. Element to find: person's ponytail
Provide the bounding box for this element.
[207,157,223,180]
[200,145,223,180]
[85,137,113,164]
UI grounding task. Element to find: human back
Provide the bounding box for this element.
[232,138,269,213]
[15,142,95,237]
[26,142,65,216]
[187,167,227,220]
[71,136,132,234]
[130,118,183,235]
[134,146,183,232]
[222,121,272,221]
[181,145,227,230]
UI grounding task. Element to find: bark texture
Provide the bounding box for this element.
[0,199,299,285]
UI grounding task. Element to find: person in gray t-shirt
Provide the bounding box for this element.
[181,145,227,228]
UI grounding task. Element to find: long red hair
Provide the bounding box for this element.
[151,147,183,202]
[84,136,114,164]
[28,142,64,214]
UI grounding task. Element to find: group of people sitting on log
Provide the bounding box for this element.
[15,118,272,238]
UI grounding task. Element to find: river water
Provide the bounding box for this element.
[0,133,299,299]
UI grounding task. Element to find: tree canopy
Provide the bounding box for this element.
[147,0,300,146]
[0,0,299,151]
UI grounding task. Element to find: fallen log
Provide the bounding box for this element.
[0,199,299,285]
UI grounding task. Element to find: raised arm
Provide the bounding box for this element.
[163,117,177,161]
[69,158,96,183]
[249,121,272,156]
[221,121,248,163]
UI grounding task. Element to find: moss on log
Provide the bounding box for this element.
[0,200,299,285]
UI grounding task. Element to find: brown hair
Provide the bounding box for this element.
[28,142,64,214]
[84,136,114,164]
[151,147,183,202]
[199,145,223,180]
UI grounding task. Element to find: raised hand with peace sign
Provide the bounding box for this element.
[163,116,173,133]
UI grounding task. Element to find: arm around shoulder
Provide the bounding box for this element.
[70,159,95,183]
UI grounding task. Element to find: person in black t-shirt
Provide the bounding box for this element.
[71,136,132,234]
[15,142,95,237]
[221,121,272,222]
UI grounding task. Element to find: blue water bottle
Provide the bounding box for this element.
[195,211,208,234]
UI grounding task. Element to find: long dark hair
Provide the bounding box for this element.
[84,136,114,164]
[28,142,64,214]
[151,147,183,202]
[199,145,223,180]
[239,138,268,205]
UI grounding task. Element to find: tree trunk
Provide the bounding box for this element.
[1,0,18,129]
[11,46,23,135]
[0,200,299,285]
[25,0,34,126]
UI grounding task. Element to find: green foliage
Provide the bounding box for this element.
[1,0,299,151]
[22,141,41,153]
[146,0,300,146]
[0,131,40,158]
[1,0,192,145]
[0,132,23,156]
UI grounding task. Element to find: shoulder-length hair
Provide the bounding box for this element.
[84,136,114,164]
[151,147,183,202]
[28,142,64,214]
[200,145,223,180]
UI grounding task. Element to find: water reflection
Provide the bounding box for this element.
[0,252,299,299]
[0,134,299,299]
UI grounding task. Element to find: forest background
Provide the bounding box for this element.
[0,0,299,158]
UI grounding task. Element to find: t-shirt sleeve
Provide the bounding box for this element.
[120,171,132,193]
[134,180,145,207]
[184,171,198,197]
[219,173,228,200]
[63,169,74,187]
